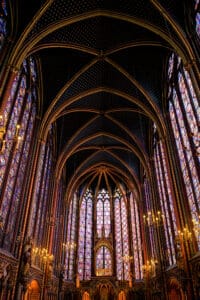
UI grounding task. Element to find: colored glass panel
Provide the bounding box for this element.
[130,192,143,279]
[28,143,45,236]
[96,189,111,238]
[154,134,177,265]
[65,193,78,280]
[77,189,93,280]
[114,190,130,280]
[195,0,200,37]
[0,0,7,50]
[96,246,112,276]
[168,54,200,248]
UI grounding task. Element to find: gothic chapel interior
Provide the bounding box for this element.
[0,0,199,299]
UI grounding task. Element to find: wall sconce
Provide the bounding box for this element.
[143,210,164,227]
[0,115,22,153]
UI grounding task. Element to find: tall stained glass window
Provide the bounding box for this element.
[153,125,177,265]
[143,177,157,261]
[65,192,78,280]
[168,53,200,248]
[129,191,143,279]
[0,0,8,51]
[114,189,130,280]
[96,246,112,276]
[33,130,54,246]
[96,189,111,238]
[68,186,144,282]
[0,56,37,252]
[195,0,200,38]
[78,189,93,280]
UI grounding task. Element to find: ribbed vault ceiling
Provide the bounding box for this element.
[13,0,187,198]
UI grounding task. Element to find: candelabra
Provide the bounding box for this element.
[62,241,77,250]
[32,247,54,269]
[177,227,192,243]
[142,258,158,277]
[0,115,22,153]
[122,255,133,263]
[32,247,54,299]
[143,210,164,227]
[120,255,133,283]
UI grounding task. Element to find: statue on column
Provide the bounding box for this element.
[20,236,33,285]
[175,236,184,269]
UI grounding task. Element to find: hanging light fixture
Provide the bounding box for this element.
[0,115,22,153]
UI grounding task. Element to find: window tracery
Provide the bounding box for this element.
[153,125,177,265]
[195,0,200,37]
[114,189,130,280]
[129,191,143,279]
[0,56,37,251]
[168,53,200,248]
[78,189,93,280]
[0,0,8,51]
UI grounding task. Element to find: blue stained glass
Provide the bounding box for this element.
[77,189,92,280]
[0,0,7,50]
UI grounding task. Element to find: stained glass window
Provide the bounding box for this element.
[0,0,8,51]
[195,0,200,38]
[28,143,46,237]
[28,125,54,252]
[168,53,200,248]
[65,192,78,280]
[52,181,65,268]
[129,191,143,279]
[153,125,177,265]
[78,189,93,280]
[143,177,157,261]
[114,189,130,280]
[96,246,112,276]
[0,56,37,251]
[97,189,111,238]
[66,185,144,282]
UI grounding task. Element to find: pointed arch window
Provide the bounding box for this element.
[0,0,8,51]
[143,177,157,260]
[65,192,78,280]
[77,189,93,280]
[195,0,200,38]
[129,191,143,279]
[168,53,200,248]
[153,125,177,265]
[114,189,130,280]
[32,130,54,246]
[0,56,37,252]
[97,189,111,238]
[52,180,65,265]
[96,246,112,276]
